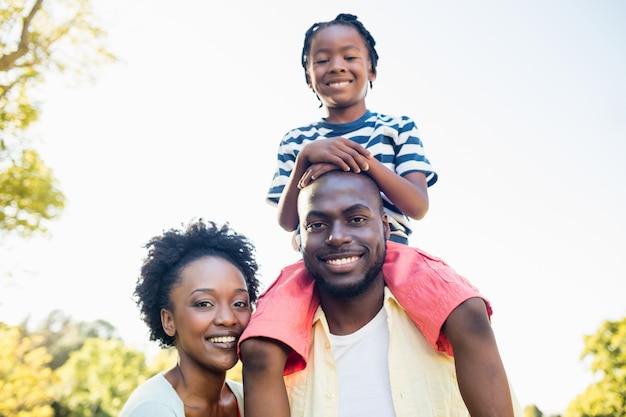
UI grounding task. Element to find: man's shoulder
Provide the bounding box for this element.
[385,241,450,269]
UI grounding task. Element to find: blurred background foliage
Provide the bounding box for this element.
[1,310,623,417]
[1,0,115,238]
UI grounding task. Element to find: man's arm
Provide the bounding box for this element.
[442,298,515,417]
[241,337,292,417]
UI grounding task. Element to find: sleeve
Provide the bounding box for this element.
[393,116,438,187]
[382,241,491,356]
[238,261,319,375]
[266,133,298,206]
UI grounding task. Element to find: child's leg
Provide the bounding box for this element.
[241,337,291,417]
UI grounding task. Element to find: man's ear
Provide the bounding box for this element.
[161,308,176,337]
[382,212,391,240]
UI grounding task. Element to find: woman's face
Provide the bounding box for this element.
[161,256,251,372]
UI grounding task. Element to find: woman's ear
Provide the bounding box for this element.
[161,308,176,337]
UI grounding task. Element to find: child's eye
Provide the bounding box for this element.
[314,58,329,64]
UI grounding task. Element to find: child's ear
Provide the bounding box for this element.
[368,62,377,83]
[161,308,176,337]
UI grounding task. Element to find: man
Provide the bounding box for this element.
[241,171,522,417]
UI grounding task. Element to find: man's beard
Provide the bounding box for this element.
[307,246,386,299]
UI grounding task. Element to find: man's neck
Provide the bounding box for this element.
[319,279,385,335]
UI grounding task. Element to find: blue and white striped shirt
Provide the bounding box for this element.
[267,110,438,240]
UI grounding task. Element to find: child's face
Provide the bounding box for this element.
[306,24,376,110]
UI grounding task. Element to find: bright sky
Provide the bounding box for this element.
[1,1,625,415]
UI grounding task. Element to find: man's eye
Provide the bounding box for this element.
[350,216,367,224]
[306,222,325,231]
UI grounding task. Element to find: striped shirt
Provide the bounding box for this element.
[267,110,438,240]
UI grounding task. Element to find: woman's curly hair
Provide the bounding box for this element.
[133,219,261,348]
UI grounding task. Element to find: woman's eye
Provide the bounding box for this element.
[197,300,214,308]
[233,300,249,308]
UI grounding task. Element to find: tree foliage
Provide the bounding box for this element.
[31,309,118,369]
[564,317,626,417]
[0,0,115,238]
[0,312,243,416]
[0,323,56,417]
[524,404,545,417]
[54,337,148,417]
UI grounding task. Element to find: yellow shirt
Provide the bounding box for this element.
[284,288,522,417]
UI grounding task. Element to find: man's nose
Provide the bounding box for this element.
[325,223,351,245]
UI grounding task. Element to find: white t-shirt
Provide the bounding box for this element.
[119,373,244,417]
[330,307,395,417]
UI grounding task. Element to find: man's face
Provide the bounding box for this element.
[298,173,390,298]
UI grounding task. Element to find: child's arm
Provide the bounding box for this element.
[300,153,429,221]
[363,157,430,220]
[277,137,371,231]
[442,298,515,417]
[241,338,291,417]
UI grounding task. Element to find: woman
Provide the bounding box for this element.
[119,219,261,417]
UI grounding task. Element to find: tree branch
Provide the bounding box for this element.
[0,0,45,71]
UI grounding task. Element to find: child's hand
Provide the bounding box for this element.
[298,163,343,189]
[300,137,371,173]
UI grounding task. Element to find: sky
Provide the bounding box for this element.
[1,0,625,415]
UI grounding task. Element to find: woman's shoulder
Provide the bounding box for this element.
[119,373,184,417]
[225,379,245,416]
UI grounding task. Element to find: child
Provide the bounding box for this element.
[267,13,438,247]
[240,13,506,417]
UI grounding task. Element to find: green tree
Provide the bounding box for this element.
[54,338,148,417]
[31,309,118,369]
[1,0,115,237]
[524,404,544,417]
[0,323,56,417]
[564,317,626,417]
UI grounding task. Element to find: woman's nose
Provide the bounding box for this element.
[215,305,237,326]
